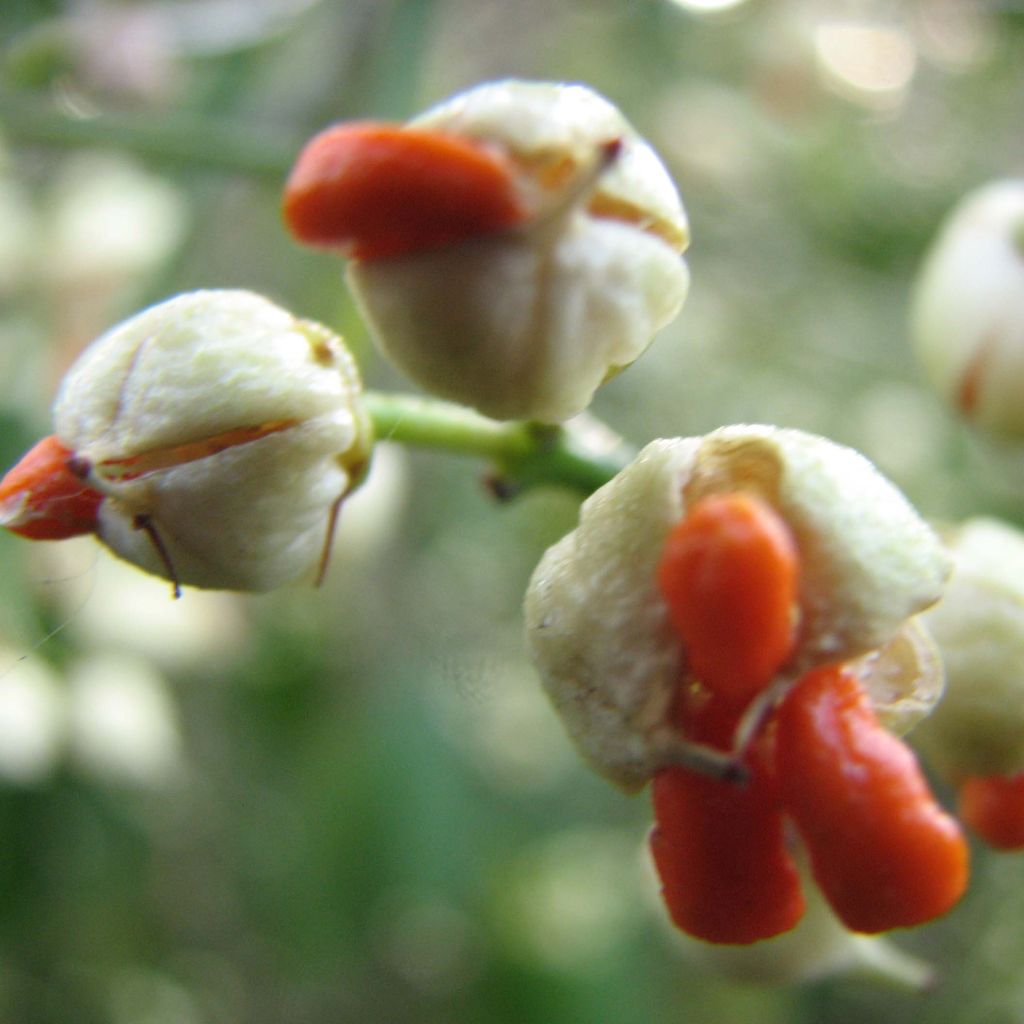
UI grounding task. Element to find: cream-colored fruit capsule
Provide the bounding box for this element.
[286,79,690,423]
[910,180,1024,437]
[524,426,950,791]
[2,290,371,593]
[913,518,1024,779]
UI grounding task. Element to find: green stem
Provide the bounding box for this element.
[0,90,297,181]
[363,391,633,496]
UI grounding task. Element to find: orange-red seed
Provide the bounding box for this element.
[650,757,805,944]
[776,665,969,933]
[0,436,103,541]
[282,122,527,260]
[657,492,799,706]
[959,773,1024,850]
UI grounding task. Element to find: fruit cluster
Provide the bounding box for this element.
[3,79,1024,979]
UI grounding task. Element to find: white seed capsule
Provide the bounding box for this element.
[910,180,1024,437]
[53,289,371,592]
[913,517,1024,778]
[347,79,690,422]
[524,426,949,790]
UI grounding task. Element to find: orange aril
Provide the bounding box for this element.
[0,435,103,541]
[959,773,1024,850]
[657,492,799,706]
[776,665,969,933]
[282,122,527,260]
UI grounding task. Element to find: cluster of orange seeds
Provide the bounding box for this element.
[650,492,969,944]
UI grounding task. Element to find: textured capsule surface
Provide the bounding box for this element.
[46,289,371,592]
[913,517,1024,778]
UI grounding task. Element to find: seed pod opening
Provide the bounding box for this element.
[12,289,373,593]
[524,426,949,790]
[286,79,690,423]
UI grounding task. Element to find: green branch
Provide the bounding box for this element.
[363,391,634,497]
[0,90,297,181]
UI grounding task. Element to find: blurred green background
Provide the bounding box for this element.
[0,1,1023,1021]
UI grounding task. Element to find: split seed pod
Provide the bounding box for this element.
[524,425,950,790]
[0,290,372,593]
[910,179,1024,437]
[283,79,690,423]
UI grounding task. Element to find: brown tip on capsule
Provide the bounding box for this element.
[955,334,994,417]
[0,436,104,541]
[282,121,528,261]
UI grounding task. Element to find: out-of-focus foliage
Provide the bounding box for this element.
[0,1,1023,1022]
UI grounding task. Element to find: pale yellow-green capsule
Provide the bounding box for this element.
[348,79,690,423]
[52,289,372,593]
[524,426,950,790]
[910,180,1024,437]
[913,517,1024,779]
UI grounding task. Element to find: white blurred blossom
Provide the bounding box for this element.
[0,178,38,295]
[813,20,917,111]
[42,154,186,287]
[493,828,643,971]
[0,651,65,784]
[36,538,250,670]
[67,652,184,787]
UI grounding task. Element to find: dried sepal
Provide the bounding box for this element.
[847,617,944,737]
